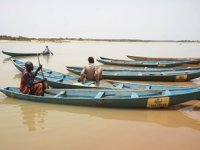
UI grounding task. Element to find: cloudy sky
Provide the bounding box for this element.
[0,0,200,40]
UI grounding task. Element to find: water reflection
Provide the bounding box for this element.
[42,54,51,64]
[20,103,47,131]
[0,98,199,131]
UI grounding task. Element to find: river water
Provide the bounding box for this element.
[0,40,200,150]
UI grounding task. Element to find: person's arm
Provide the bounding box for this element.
[78,67,86,82]
[33,65,47,84]
[94,66,102,82]
[33,78,47,85]
[24,73,47,87]
[34,65,42,76]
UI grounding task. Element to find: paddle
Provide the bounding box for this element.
[50,51,54,55]
[37,54,49,89]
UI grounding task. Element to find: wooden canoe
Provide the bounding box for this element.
[67,67,200,81]
[127,55,200,64]
[97,57,192,68]
[66,66,200,72]
[1,86,200,108]
[2,50,51,57]
[12,59,197,89]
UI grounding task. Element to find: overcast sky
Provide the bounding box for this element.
[0,0,200,40]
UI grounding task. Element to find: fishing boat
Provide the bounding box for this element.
[1,86,200,108]
[2,50,51,57]
[12,59,197,89]
[126,55,200,64]
[66,66,200,72]
[67,67,200,81]
[97,57,194,68]
[12,59,100,89]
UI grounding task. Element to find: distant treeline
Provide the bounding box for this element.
[0,35,64,42]
[0,35,199,43]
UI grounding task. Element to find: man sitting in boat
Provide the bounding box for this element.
[20,61,47,96]
[78,57,102,82]
[42,46,50,54]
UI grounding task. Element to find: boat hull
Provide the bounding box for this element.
[1,87,200,108]
[12,59,199,90]
[126,55,200,64]
[97,57,193,68]
[2,50,50,57]
[66,66,200,72]
[67,67,200,82]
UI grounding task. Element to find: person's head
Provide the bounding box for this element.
[88,57,94,63]
[46,46,48,48]
[25,61,33,72]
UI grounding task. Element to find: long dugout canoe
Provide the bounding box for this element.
[66,66,200,72]
[67,67,200,81]
[97,56,196,68]
[2,50,51,57]
[127,55,200,64]
[1,86,200,108]
[11,59,197,89]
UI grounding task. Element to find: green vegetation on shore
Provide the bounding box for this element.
[0,35,199,43]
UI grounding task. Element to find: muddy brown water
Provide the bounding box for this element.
[0,41,200,150]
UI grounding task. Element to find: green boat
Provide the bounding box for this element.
[12,59,197,89]
[0,87,200,108]
[97,56,193,68]
[67,67,200,81]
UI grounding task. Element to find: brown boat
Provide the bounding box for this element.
[126,55,200,64]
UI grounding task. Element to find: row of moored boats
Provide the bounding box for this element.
[1,50,200,108]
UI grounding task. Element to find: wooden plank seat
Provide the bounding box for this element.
[54,91,66,97]
[160,72,165,75]
[55,78,64,82]
[95,92,105,99]
[131,92,139,98]
[145,85,152,90]
[84,81,95,86]
[162,90,171,96]
[114,73,118,76]
[138,72,143,76]
[115,83,124,89]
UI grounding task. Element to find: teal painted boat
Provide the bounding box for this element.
[2,50,51,57]
[12,59,101,89]
[97,56,193,68]
[12,59,198,89]
[126,55,200,64]
[1,86,200,108]
[67,67,200,81]
[66,66,200,72]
